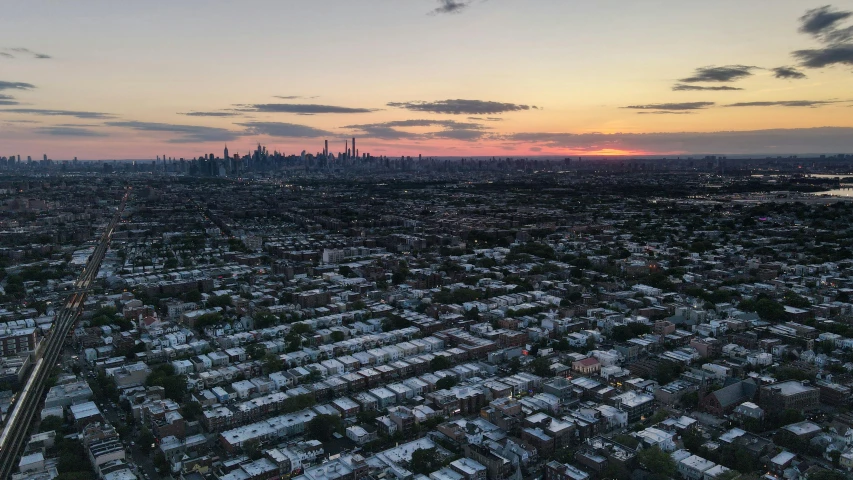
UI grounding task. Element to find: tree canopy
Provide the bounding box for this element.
[637,446,676,480]
[306,414,342,442]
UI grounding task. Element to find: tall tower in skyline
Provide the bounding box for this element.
[352,138,356,161]
[224,144,229,161]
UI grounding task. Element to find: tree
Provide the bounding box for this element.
[56,437,91,475]
[715,472,742,480]
[285,334,302,353]
[612,434,640,449]
[681,430,704,453]
[357,409,380,425]
[39,415,64,433]
[430,355,452,372]
[253,312,278,329]
[91,372,119,402]
[436,376,458,390]
[531,357,552,377]
[248,344,266,360]
[601,461,630,480]
[584,336,596,352]
[330,330,345,342]
[153,451,171,473]
[508,357,521,374]
[182,401,203,421]
[611,323,651,342]
[553,337,571,352]
[783,291,811,309]
[207,294,232,309]
[138,427,155,453]
[185,290,202,302]
[807,471,847,480]
[281,394,316,413]
[829,449,841,468]
[264,353,284,374]
[291,323,312,335]
[56,473,96,480]
[306,414,342,442]
[655,360,683,385]
[680,391,699,409]
[243,439,263,460]
[146,364,187,401]
[392,268,409,285]
[410,447,443,475]
[637,446,676,480]
[755,298,785,322]
[194,312,223,329]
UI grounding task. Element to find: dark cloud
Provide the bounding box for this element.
[242,103,377,114]
[499,127,853,154]
[238,121,332,138]
[273,95,319,100]
[799,5,853,42]
[672,84,744,91]
[793,6,853,67]
[37,126,107,137]
[0,94,18,105]
[793,44,853,68]
[0,108,112,119]
[388,99,531,115]
[1,48,51,59]
[636,111,696,115]
[346,119,488,141]
[679,65,758,83]
[726,100,841,107]
[623,102,714,111]
[772,66,807,79]
[382,119,484,128]
[106,121,239,143]
[430,128,487,141]
[3,119,39,124]
[429,0,470,15]
[0,81,36,91]
[180,111,241,117]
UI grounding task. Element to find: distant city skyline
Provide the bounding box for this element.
[2,0,853,159]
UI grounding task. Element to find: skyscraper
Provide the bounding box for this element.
[224,144,229,161]
[352,138,356,161]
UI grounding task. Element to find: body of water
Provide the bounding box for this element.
[814,187,853,197]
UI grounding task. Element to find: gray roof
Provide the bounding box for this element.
[711,379,757,409]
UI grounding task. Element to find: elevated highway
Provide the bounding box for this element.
[0,189,129,479]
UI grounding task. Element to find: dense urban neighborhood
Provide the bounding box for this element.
[3,160,853,480]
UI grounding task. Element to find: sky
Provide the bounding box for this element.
[2,0,853,159]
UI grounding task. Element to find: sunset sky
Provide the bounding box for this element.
[2,0,853,159]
